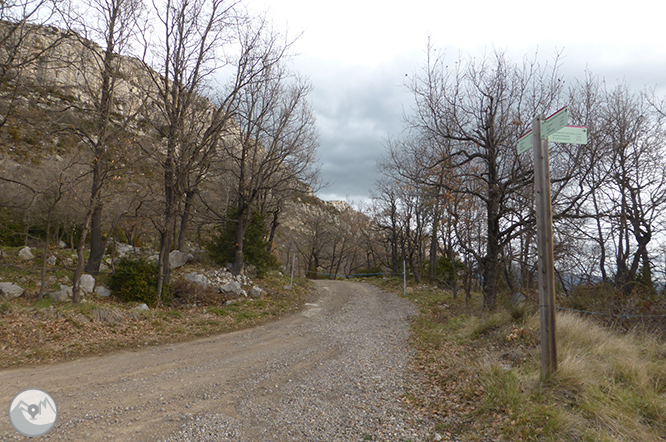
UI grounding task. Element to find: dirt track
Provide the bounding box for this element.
[0,281,432,441]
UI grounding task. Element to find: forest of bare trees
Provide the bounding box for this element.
[374,47,666,310]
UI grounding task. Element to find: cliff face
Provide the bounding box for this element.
[0,22,156,164]
[0,22,379,274]
[10,22,148,113]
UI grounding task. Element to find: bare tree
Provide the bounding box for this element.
[140,0,243,303]
[143,1,314,300]
[223,42,319,275]
[61,0,147,302]
[563,78,666,293]
[78,0,145,274]
[602,84,666,291]
[405,48,565,309]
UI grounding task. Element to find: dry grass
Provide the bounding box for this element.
[0,272,309,369]
[392,280,666,442]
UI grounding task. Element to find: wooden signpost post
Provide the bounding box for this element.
[517,107,587,378]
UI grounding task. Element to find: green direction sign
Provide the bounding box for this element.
[548,126,587,145]
[541,107,569,139]
[517,131,532,155]
[516,107,586,155]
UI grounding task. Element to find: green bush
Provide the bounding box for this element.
[208,210,278,277]
[108,258,163,306]
[422,254,465,284]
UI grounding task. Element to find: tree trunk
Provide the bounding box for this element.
[503,258,515,293]
[591,189,608,282]
[483,206,501,310]
[72,211,93,304]
[449,245,458,299]
[85,204,104,275]
[177,190,195,251]
[156,143,178,305]
[38,212,52,300]
[155,227,172,306]
[266,208,280,253]
[409,252,421,283]
[231,210,251,275]
[429,213,439,280]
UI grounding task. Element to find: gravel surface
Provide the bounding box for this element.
[0,281,435,441]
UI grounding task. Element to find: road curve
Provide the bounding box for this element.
[0,280,433,441]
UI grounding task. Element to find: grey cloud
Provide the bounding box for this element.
[295,45,666,202]
[294,55,417,201]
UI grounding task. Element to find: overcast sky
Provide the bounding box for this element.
[248,0,666,202]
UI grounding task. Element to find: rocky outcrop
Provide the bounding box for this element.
[219,280,243,297]
[174,266,265,303]
[95,286,112,297]
[248,286,264,298]
[184,272,210,286]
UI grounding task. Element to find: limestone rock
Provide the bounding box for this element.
[46,255,57,266]
[18,247,35,261]
[79,274,95,294]
[0,282,24,299]
[184,272,209,286]
[95,286,111,297]
[248,286,264,298]
[219,280,242,297]
[134,303,150,311]
[49,285,72,302]
[115,242,136,258]
[169,250,192,269]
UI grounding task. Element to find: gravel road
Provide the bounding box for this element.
[0,280,434,441]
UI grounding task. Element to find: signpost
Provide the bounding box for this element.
[517,107,587,378]
[533,115,558,378]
